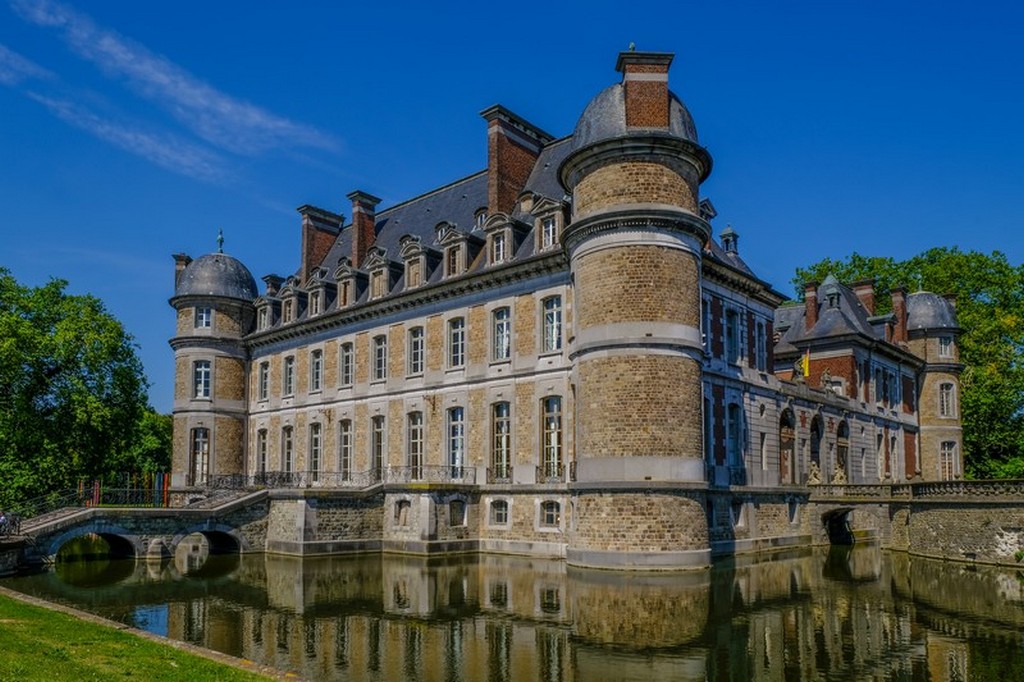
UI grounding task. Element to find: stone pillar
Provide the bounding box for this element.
[559,51,713,569]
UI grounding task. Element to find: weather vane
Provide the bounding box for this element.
[629,42,636,51]
[217,228,224,253]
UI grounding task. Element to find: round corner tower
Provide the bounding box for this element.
[169,251,257,488]
[906,292,964,480]
[560,51,713,569]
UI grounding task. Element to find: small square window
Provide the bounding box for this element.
[540,500,560,528]
[938,336,953,358]
[195,307,212,328]
[490,500,509,526]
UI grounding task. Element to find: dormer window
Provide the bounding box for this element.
[475,209,488,229]
[491,232,507,264]
[282,299,294,323]
[309,291,321,316]
[407,259,422,288]
[371,270,387,299]
[339,280,352,307]
[446,246,461,277]
[541,217,557,250]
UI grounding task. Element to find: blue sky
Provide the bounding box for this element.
[2,0,1022,414]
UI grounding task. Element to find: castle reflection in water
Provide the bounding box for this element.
[8,547,1024,681]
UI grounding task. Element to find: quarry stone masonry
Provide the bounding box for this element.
[166,50,967,569]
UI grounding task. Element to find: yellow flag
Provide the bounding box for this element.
[802,349,810,377]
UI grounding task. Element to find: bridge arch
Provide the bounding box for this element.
[818,504,891,546]
[170,523,249,555]
[43,522,143,561]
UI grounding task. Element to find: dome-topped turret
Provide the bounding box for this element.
[907,291,959,331]
[174,252,258,302]
[570,83,699,152]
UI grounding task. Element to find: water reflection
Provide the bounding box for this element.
[5,547,1024,681]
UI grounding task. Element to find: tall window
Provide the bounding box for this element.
[283,356,295,396]
[541,217,557,250]
[542,397,562,478]
[725,310,739,363]
[939,382,956,417]
[408,326,425,375]
[492,233,506,264]
[940,441,958,480]
[448,318,466,368]
[338,420,353,481]
[256,429,267,475]
[282,426,294,473]
[195,306,212,328]
[193,360,211,399]
[938,336,953,358]
[542,296,562,353]
[373,335,388,381]
[446,247,461,277]
[407,412,424,480]
[310,349,323,392]
[755,321,767,372]
[257,361,269,401]
[727,403,742,465]
[257,307,268,330]
[407,259,422,288]
[309,291,321,316]
[371,416,386,478]
[702,299,711,353]
[340,343,354,386]
[309,423,322,482]
[492,307,511,361]
[283,299,294,323]
[189,427,209,486]
[448,407,465,477]
[492,402,511,480]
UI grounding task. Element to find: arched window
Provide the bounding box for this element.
[779,410,795,484]
[809,416,822,467]
[837,421,850,480]
[492,307,511,361]
[189,427,209,486]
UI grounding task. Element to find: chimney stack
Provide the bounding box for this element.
[347,190,382,269]
[262,274,284,297]
[891,286,908,344]
[852,278,876,315]
[480,105,553,216]
[173,253,192,289]
[298,205,343,284]
[804,281,820,330]
[616,51,673,129]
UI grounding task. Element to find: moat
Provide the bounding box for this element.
[3,546,1024,680]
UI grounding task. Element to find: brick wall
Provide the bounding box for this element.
[571,491,707,552]
[574,162,697,216]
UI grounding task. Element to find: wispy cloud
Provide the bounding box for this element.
[0,42,52,85]
[10,0,338,156]
[27,92,228,182]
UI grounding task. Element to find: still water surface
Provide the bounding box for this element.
[4,546,1024,681]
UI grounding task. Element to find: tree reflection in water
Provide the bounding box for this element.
[4,547,1024,681]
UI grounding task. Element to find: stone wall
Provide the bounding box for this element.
[574,162,697,216]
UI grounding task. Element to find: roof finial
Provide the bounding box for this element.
[217,228,224,254]
[628,42,636,52]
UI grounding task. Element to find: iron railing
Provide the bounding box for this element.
[536,464,564,484]
[205,465,476,490]
[487,465,514,484]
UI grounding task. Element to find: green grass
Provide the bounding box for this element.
[0,593,273,681]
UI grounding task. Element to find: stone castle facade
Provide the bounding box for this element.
[168,51,964,569]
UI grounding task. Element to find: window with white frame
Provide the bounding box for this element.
[283,356,295,396]
[491,232,507,264]
[540,500,560,528]
[408,326,425,375]
[940,440,958,480]
[371,415,386,476]
[257,361,269,401]
[407,412,424,480]
[446,247,461,277]
[492,402,511,480]
[256,429,267,475]
[193,360,211,399]
[310,349,323,392]
[283,299,294,323]
[541,217,557,250]
[282,426,294,473]
[188,427,210,485]
[490,499,509,526]
[257,307,268,330]
[339,342,353,386]
[338,419,352,481]
[195,306,212,328]
[541,397,562,479]
[448,407,465,476]
[373,335,388,381]
[448,317,465,368]
[939,336,953,358]
[309,291,321,316]
[939,382,956,417]
[492,307,511,361]
[309,423,322,481]
[476,209,488,229]
[542,296,562,353]
[406,259,422,288]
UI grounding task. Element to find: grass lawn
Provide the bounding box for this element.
[0,591,276,681]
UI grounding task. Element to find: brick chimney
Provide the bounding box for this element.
[173,252,192,289]
[616,51,673,129]
[891,286,908,344]
[804,281,820,330]
[347,191,382,269]
[480,105,553,216]
[262,274,284,297]
[852,278,876,315]
[297,205,343,284]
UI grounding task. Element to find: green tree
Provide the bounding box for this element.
[794,248,1024,478]
[0,268,152,508]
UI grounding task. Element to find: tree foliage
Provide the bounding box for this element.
[0,268,167,508]
[794,248,1024,478]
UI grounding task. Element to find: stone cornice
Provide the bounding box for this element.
[561,206,710,255]
[168,336,248,355]
[703,258,787,305]
[559,133,712,191]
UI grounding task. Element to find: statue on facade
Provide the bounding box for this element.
[831,466,847,484]
[807,461,821,485]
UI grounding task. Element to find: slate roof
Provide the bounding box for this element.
[907,291,959,331]
[774,274,885,354]
[569,84,699,151]
[174,253,258,302]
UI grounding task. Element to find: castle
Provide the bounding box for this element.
[169,51,963,569]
